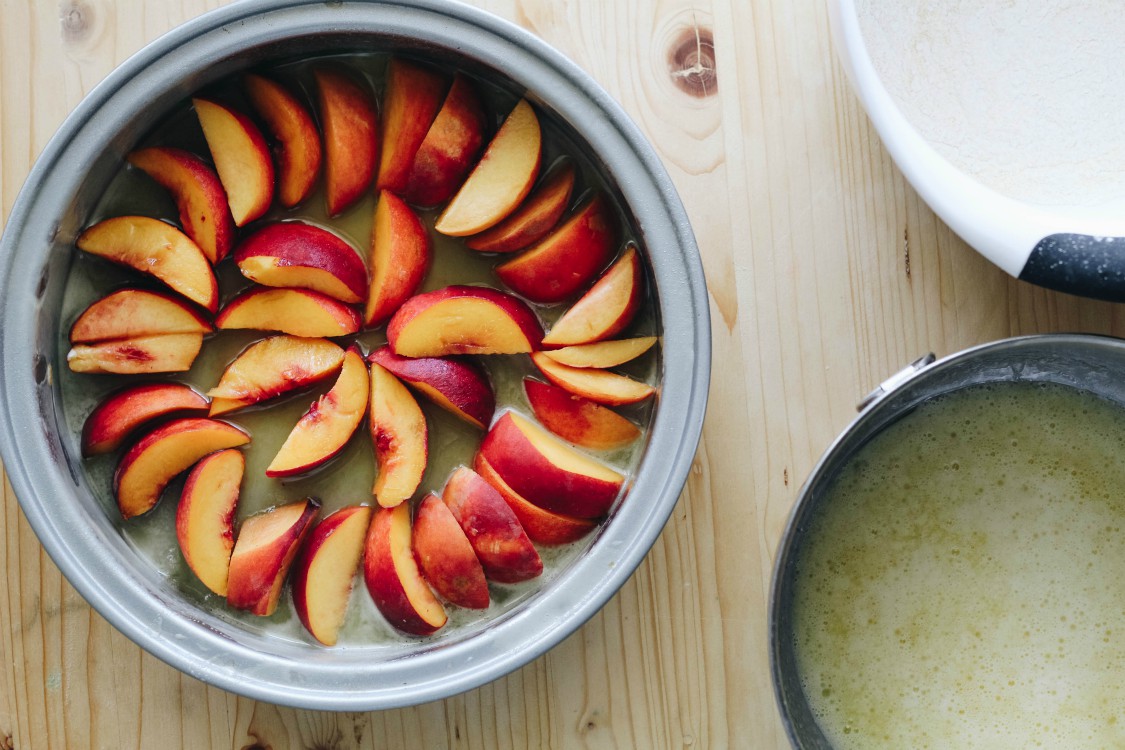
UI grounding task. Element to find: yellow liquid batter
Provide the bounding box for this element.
[794,381,1125,749]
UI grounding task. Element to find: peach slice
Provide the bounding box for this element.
[400,73,487,207]
[113,417,250,519]
[291,505,372,645]
[413,493,489,609]
[367,346,494,430]
[434,99,542,236]
[227,498,320,616]
[69,288,212,344]
[82,383,209,456]
[365,191,430,327]
[442,466,542,583]
[314,65,379,216]
[524,378,641,450]
[475,453,596,545]
[368,362,428,508]
[376,58,448,193]
[243,72,322,208]
[193,97,275,226]
[530,352,655,406]
[234,221,368,304]
[541,337,657,369]
[215,287,360,338]
[364,503,447,636]
[76,216,219,313]
[67,333,204,375]
[466,160,575,253]
[207,335,345,416]
[176,448,243,596]
[495,193,617,303]
[127,146,236,263]
[541,245,644,347]
[477,411,623,519]
[267,346,369,477]
[386,285,543,357]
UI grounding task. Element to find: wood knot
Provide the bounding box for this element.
[0,732,13,750]
[668,26,717,98]
[59,1,94,44]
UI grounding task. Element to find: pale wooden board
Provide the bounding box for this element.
[2,1,1122,749]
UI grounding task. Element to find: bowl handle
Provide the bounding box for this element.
[1018,234,1125,303]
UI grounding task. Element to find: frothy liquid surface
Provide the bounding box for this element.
[793,382,1125,749]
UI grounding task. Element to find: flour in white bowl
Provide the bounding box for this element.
[856,0,1125,209]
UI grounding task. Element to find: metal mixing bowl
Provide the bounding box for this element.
[770,334,1125,747]
[0,0,710,710]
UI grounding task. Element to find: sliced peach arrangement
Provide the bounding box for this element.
[216,287,361,338]
[365,190,430,327]
[76,216,219,313]
[314,65,379,217]
[495,193,618,303]
[400,74,487,207]
[267,346,369,477]
[234,221,368,304]
[227,497,320,616]
[126,146,235,263]
[70,55,661,645]
[83,382,209,456]
[207,335,345,416]
[177,448,244,596]
[435,99,542,236]
[193,97,275,227]
[367,346,494,430]
[114,417,250,519]
[67,288,212,375]
[376,58,449,193]
[387,285,543,357]
[291,505,372,645]
[466,160,575,254]
[243,73,322,209]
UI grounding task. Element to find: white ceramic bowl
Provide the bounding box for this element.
[829,0,1125,302]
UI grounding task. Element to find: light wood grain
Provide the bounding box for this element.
[2,1,1123,748]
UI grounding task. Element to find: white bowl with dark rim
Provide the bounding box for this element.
[829,0,1125,302]
[0,0,710,710]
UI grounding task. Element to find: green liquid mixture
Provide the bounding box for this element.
[793,381,1125,748]
[57,52,659,646]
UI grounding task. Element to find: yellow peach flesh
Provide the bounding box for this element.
[267,349,369,476]
[178,449,243,596]
[193,98,273,226]
[542,246,640,346]
[369,363,427,507]
[237,256,363,304]
[541,337,657,369]
[435,99,541,236]
[116,420,249,519]
[508,412,624,484]
[393,297,536,356]
[217,289,358,338]
[67,333,204,375]
[76,216,217,311]
[303,507,371,645]
[531,353,655,405]
[207,336,345,403]
[388,503,446,628]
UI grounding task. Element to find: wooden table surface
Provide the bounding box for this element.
[3,1,1123,748]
